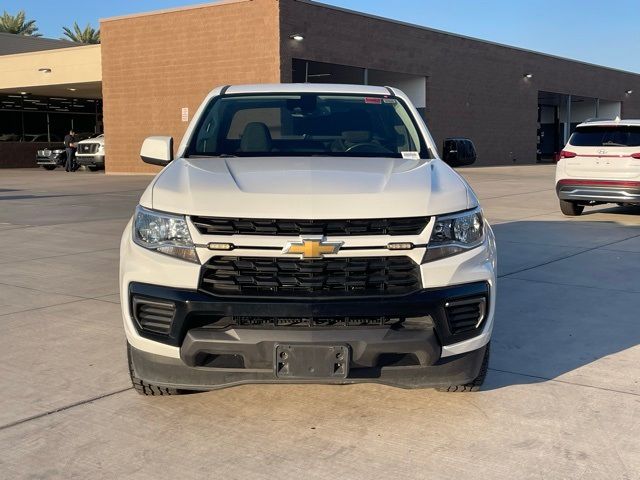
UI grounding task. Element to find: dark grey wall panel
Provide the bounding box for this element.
[280,0,640,165]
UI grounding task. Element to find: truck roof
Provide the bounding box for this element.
[223,83,393,96]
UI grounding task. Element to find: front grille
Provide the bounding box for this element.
[445,297,486,334]
[79,143,99,154]
[132,296,176,334]
[200,256,422,296]
[191,216,429,236]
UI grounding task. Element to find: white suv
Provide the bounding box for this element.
[556,119,640,216]
[120,84,497,395]
[75,134,105,171]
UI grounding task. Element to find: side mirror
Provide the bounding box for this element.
[442,138,477,167]
[140,136,173,166]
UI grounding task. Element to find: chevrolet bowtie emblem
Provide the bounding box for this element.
[282,237,343,259]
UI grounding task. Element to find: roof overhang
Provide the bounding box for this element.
[0,44,102,98]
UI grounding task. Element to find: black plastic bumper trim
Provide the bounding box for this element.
[129,343,487,390]
[180,325,441,369]
[128,281,490,348]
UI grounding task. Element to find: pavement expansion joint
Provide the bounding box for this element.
[488,368,640,397]
[0,387,132,432]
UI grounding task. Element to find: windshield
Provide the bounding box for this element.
[187,93,429,158]
[569,126,640,147]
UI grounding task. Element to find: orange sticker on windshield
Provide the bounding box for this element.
[364,97,382,104]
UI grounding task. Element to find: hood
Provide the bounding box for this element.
[149,156,472,218]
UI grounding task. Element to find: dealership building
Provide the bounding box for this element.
[1,0,639,172]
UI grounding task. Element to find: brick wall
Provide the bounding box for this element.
[101,0,640,171]
[279,0,640,165]
[100,0,281,174]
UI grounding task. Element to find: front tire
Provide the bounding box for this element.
[43,165,56,171]
[437,343,490,392]
[88,165,100,172]
[559,199,584,216]
[127,343,181,396]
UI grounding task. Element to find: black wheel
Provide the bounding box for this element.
[127,343,181,396]
[88,166,100,172]
[43,165,56,171]
[559,199,584,216]
[437,343,490,392]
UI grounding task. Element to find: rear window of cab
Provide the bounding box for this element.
[569,126,640,147]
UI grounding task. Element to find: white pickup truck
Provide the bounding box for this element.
[120,84,497,395]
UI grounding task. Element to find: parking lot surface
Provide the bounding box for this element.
[1,165,639,479]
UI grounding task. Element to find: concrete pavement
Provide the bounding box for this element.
[0,165,638,479]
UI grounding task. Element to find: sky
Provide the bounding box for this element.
[3,0,640,73]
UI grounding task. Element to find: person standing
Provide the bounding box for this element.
[64,129,77,172]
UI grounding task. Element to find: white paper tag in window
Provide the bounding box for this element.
[401,151,420,160]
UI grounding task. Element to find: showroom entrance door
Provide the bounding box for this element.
[537,91,622,162]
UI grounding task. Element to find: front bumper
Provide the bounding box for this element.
[36,156,63,166]
[126,281,490,389]
[129,281,489,348]
[557,180,640,204]
[76,154,105,166]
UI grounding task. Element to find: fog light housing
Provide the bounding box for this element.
[132,296,176,335]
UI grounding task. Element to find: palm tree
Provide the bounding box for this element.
[62,22,100,44]
[0,10,41,36]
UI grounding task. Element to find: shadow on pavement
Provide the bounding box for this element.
[483,215,640,390]
[582,204,640,216]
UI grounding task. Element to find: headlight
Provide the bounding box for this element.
[133,205,199,263]
[423,207,484,262]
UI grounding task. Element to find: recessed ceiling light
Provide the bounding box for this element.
[19,91,28,95]
[524,73,533,79]
[68,88,77,91]
[626,90,633,95]
[289,34,304,41]
[38,67,52,73]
